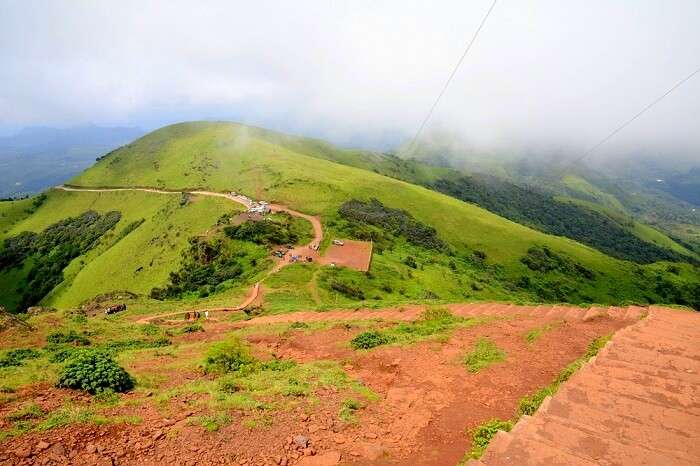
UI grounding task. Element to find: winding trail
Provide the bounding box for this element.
[56,185,323,323]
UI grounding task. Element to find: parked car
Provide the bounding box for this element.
[332,240,344,246]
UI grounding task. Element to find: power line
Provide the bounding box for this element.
[568,65,700,167]
[405,0,498,156]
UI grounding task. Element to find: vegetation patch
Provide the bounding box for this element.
[466,418,513,460]
[350,330,394,350]
[150,236,266,300]
[524,322,559,344]
[0,348,41,368]
[350,309,482,350]
[203,337,257,375]
[338,198,447,251]
[56,350,134,394]
[339,397,361,424]
[46,329,91,346]
[190,412,231,432]
[464,338,506,373]
[0,210,121,311]
[224,212,310,246]
[433,175,692,264]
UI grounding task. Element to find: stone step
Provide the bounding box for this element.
[482,433,599,465]
[614,333,700,359]
[570,370,700,413]
[595,355,700,384]
[587,362,700,397]
[543,395,700,455]
[554,382,700,433]
[603,343,700,373]
[515,412,697,465]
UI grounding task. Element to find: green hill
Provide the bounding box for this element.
[1,121,698,313]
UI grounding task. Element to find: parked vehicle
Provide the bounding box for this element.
[104,303,127,315]
[332,240,344,246]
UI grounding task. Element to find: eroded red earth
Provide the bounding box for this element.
[0,305,631,466]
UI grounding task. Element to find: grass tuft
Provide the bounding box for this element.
[464,338,506,373]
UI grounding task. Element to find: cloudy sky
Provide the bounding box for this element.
[1,0,699,156]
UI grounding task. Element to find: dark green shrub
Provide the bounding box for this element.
[180,323,204,333]
[350,331,392,350]
[204,338,256,374]
[47,346,89,363]
[329,280,366,300]
[289,321,309,329]
[338,198,447,251]
[0,348,41,368]
[57,351,134,394]
[259,359,296,371]
[46,330,90,346]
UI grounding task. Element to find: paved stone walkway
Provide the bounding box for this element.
[469,306,700,466]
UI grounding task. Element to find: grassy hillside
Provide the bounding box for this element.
[64,122,699,310]
[0,189,244,311]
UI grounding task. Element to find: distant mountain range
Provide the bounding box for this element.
[0,125,144,198]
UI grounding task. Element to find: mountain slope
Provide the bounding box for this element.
[64,122,698,308]
[1,121,697,313]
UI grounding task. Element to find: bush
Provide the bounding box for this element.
[338,198,447,251]
[57,351,134,394]
[204,338,257,374]
[46,330,90,346]
[468,419,513,459]
[180,323,204,334]
[329,280,366,300]
[0,348,41,368]
[350,331,393,350]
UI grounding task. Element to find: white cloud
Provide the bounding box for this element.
[0,0,699,155]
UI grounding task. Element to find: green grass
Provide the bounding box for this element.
[190,412,231,432]
[3,121,697,315]
[524,321,560,344]
[339,397,361,424]
[349,308,489,350]
[466,419,513,460]
[0,189,242,311]
[464,338,507,373]
[561,175,626,213]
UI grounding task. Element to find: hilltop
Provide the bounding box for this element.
[0,121,698,466]
[0,121,697,314]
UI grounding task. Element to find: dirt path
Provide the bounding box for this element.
[471,306,700,466]
[233,302,645,327]
[56,185,323,322]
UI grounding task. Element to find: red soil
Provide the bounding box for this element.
[319,240,373,272]
[1,303,639,466]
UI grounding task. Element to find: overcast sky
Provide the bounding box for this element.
[1,0,699,157]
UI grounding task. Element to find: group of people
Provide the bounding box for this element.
[183,310,209,320]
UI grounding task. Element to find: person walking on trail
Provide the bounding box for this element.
[205,310,209,320]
